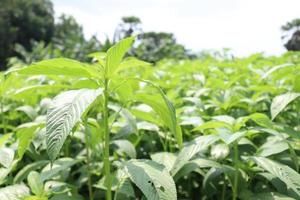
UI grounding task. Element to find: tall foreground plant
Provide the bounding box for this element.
[15,36,182,200]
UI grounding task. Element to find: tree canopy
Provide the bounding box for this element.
[0,0,55,69]
[282,18,300,51]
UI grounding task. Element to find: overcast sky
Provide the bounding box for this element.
[52,0,300,56]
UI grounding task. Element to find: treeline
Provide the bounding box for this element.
[0,0,299,70]
[0,0,194,70]
[281,19,300,51]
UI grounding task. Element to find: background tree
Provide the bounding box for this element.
[100,37,115,52]
[281,19,300,51]
[113,16,192,63]
[134,32,190,63]
[113,16,142,42]
[52,14,101,61]
[0,0,54,70]
[6,14,102,68]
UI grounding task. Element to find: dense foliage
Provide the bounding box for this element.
[0,0,193,69]
[1,35,300,200]
[0,0,54,69]
[0,0,101,70]
[1,0,299,71]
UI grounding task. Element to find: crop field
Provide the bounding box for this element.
[1,37,300,200]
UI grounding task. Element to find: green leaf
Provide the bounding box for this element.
[0,133,12,147]
[219,130,248,145]
[49,194,83,200]
[151,152,177,172]
[11,85,67,101]
[111,78,135,102]
[27,171,44,197]
[16,58,98,78]
[16,106,37,120]
[46,88,103,160]
[114,169,135,199]
[253,156,300,197]
[112,140,136,158]
[42,181,68,194]
[0,168,11,186]
[14,160,49,183]
[113,108,138,138]
[250,192,294,200]
[24,196,48,200]
[72,78,100,89]
[248,113,274,128]
[257,173,288,194]
[133,82,182,147]
[171,135,218,176]
[16,122,44,159]
[257,137,289,157]
[116,57,151,73]
[191,158,222,169]
[202,165,248,195]
[88,52,106,67]
[124,159,177,200]
[114,178,135,200]
[174,158,221,181]
[212,115,235,125]
[262,63,294,79]
[271,92,300,120]
[211,143,230,160]
[193,121,232,132]
[106,37,135,77]
[0,184,30,200]
[0,147,14,168]
[40,158,78,181]
[233,113,273,131]
[131,108,162,127]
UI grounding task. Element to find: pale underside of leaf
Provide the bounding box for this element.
[46,88,103,160]
[271,92,300,120]
[171,134,219,176]
[124,159,177,200]
[0,147,14,168]
[253,156,300,197]
[0,184,30,200]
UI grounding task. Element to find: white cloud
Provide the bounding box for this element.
[52,0,300,56]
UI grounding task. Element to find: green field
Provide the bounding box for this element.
[1,37,300,200]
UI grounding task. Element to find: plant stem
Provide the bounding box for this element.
[221,177,226,200]
[1,75,7,135]
[103,78,112,200]
[232,142,239,200]
[1,95,6,135]
[84,121,93,200]
[158,134,167,152]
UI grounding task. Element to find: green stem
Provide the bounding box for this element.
[232,142,239,200]
[84,121,93,200]
[1,75,7,135]
[158,133,167,152]
[1,95,6,135]
[103,78,112,200]
[109,101,128,131]
[133,134,143,147]
[64,138,70,157]
[221,177,226,200]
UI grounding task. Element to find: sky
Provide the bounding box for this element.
[52,0,300,57]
